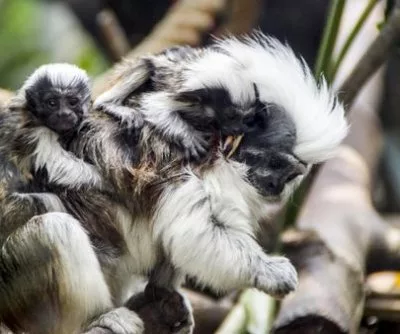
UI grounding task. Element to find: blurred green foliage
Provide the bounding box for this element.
[0,0,107,90]
[0,0,46,90]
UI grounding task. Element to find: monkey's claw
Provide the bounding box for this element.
[254,256,298,299]
[182,134,211,162]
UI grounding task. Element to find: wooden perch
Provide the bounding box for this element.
[184,289,233,334]
[96,9,130,62]
[0,89,13,110]
[272,81,400,334]
[92,0,230,97]
[272,5,400,334]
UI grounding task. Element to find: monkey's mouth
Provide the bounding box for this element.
[223,135,244,158]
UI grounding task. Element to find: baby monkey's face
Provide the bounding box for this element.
[25,77,89,134]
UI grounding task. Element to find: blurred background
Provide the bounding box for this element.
[0,0,330,89]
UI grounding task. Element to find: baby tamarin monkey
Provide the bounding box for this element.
[0,64,191,334]
[94,45,264,162]
[0,64,116,334]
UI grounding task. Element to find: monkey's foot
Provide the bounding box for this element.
[254,256,298,299]
[101,104,145,134]
[86,307,144,334]
[130,287,194,334]
[166,291,194,334]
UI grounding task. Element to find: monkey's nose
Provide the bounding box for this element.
[285,163,307,183]
[59,109,74,118]
[264,175,285,196]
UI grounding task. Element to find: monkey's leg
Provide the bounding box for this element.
[93,60,150,131]
[0,212,143,334]
[155,185,298,297]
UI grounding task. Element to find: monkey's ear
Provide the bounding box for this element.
[24,88,37,110]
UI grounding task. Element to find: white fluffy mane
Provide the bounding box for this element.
[215,32,348,163]
[20,63,90,94]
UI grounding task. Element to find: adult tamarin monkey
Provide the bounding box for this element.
[85,32,347,295]
[0,33,348,334]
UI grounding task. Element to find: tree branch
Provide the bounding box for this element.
[340,0,400,107]
[272,2,400,332]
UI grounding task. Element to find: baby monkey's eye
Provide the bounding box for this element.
[46,98,58,109]
[67,97,79,107]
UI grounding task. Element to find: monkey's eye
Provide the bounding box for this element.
[46,98,58,109]
[243,114,256,128]
[67,97,79,107]
[227,113,237,120]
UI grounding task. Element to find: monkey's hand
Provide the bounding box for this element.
[85,307,144,334]
[98,103,145,136]
[126,285,194,334]
[177,131,212,162]
[253,256,298,299]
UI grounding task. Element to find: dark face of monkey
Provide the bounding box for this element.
[25,75,89,134]
[233,104,307,199]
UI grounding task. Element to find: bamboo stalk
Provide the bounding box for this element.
[314,0,346,79]
[329,0,379,80]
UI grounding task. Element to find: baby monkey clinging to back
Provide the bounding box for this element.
[94,45,267,162]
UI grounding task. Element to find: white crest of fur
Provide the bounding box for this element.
[21,63,90,92]
[215,32,348,163]
[18,63,91,115]
[180,51,256,106]
[29,127,103,189]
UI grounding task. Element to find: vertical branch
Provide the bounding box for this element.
[96,9,130,62]
[314,0,346,79]
[340,0,400,107]
[329,0,379,80]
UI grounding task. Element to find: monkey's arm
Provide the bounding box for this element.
[94,58,212,162]
[93,59,150,133]
[152,172,298,298]
[141,100,212,161]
